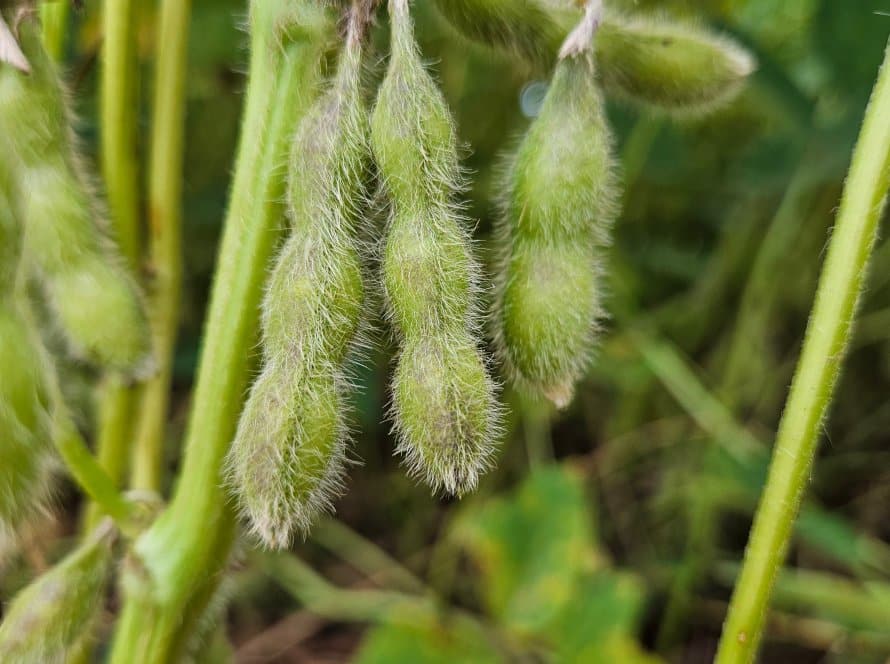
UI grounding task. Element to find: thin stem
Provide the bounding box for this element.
[716,40,890,663]
[312,518,427,594]
[109,5,333,660]
[55,422,139,534]
[261,552,435,623]
[521,396,553,468]
[130,0,191,492]
[86,0,143,530]
[101,0,141,267]
[40,1,69,62]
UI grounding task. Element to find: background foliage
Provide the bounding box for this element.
[3,0,890,661]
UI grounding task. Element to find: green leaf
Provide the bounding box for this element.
[452,464,598,633]
[355,619,500,664]
[552,572,662,664]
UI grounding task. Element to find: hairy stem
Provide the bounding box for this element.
[716,40,890,663]
[130,0,191,492]
[108,4,331,660]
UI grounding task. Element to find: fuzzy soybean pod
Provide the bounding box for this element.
[372,0,501,496]
[432,0,755,113]
[0,14,151,375]
[0,519,115,662]
[227,22,369,548]
[494,5,618,409]
[0,150,56,557]
[596,15,756,114]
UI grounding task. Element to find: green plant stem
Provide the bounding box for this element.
[108,5,331,661]
[714,562,890,634]
[101,0,141,267]
[716,41,890,664]
[261,552,517,658]
[521,396,553,468]
[262,552,436,623]
[56,422,139,534]
[312,518,427,594]
[130,0,190,492]
[40,0,69,61]
[90,0,143,524]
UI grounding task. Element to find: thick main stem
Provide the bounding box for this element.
[108,3,333,661]
[716,40,890,664]
[130,0,191,492]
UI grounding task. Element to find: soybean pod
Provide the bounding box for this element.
[432,0,755,114]
[373,0,501,495]
[494,1,618,408]
[0,12,151,375]
[228,4,369,548]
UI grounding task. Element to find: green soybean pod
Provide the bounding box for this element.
[494,2,616,408]
[373,0,502,495]
[0,519,115,662]
[596,15,756,114]
[0,13,151,375]
[431,0,755,113]
[432,0,575,70]
[227,8,370,546]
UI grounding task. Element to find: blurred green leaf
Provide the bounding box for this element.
[452,464,598,634]
[552,572,662,664]
[356,619,500,664]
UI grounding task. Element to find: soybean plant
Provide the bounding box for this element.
[0,519,115,661]
[0,0,775,661]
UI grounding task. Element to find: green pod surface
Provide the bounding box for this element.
[371,0,458,207]
[432,0,574,70]
[0,146,20,292]
[0,519,114,662]
[383,207,474,337]
[261,233,364,366]
[499,241,602,408]
[228,364,344,548]
[0,14,151,375]
[431,0,755,113]
[49,255,152,374]
[393,334,498,495]
[507,56,616,244]
[288,29,367,227]
[0,149,55,554]
[0,303,56,554]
